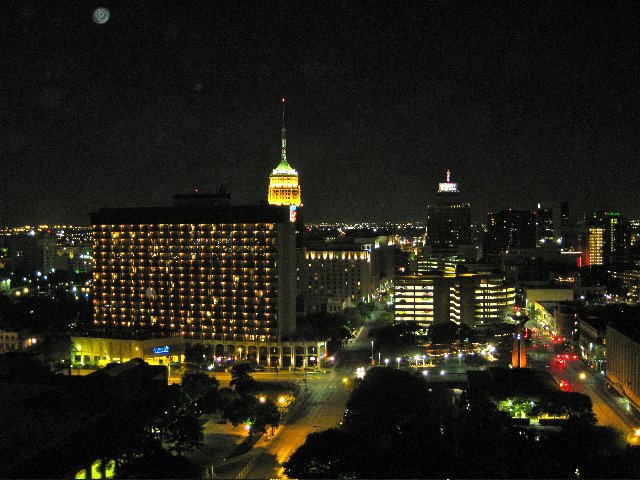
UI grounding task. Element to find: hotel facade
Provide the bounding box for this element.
[90,205,297,346]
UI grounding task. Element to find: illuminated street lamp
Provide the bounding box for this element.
[371,340,374,365]
[579,372,587,381]
[384,358,389,366]
[396,357,401,369]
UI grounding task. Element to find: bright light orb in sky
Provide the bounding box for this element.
[93,7,110,25]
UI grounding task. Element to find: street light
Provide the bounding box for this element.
[384,358,389,366]
[371,340,374,366]
[396,357,401,369]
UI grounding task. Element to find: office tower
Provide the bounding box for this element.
[484,209,536,257]
[268,99,302,208]
[426,170,471,250]
[585,211,629,265]
[534,205,554,244]
[586,226,605,266]
[90,203,297,342]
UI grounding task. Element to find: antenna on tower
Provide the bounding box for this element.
[281,97,287,163]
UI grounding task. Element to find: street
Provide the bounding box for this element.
[529,336,640,440]
[215,314,377,478]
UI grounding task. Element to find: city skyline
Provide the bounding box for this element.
[2,1,638,226]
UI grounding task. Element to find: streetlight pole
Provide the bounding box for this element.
[396,357,401,369]
[371,340,374,366]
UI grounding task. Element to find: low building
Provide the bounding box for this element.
[394,272,514,327]
[606,322,640,411]
[298,247,373,305]
[579,316,606,370]
[525,288,574,306]
[71,335,328,369]
[0,330,19,353]
[555,302,582,342]
[0,358,167,478]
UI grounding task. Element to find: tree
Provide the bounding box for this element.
[220,392,280,438]
[284,429,352,479]
[155,409,204,456]
[180,372,220,415]
[183,343,212,368]
[463,352,487,369]
[115,432,201,479]
[221,392,253,427]
[229,362,256,396]
[252,398,280,435]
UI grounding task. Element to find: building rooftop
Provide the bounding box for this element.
[607,306,640,342]
[90,204,289,225]
[467,366,559,397]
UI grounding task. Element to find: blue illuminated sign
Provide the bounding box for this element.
[153,346,170,355]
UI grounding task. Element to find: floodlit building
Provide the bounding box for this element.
[394,272,515,327]
[585,211,629,265]
[299,248,372,304]
[586,226,605,266]
[90,203,297,343]
[268,100,302,208]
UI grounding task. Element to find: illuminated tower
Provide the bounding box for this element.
[268,98,302,207]
[426,169,471,249]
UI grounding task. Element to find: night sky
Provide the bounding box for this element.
[1,1,638,225]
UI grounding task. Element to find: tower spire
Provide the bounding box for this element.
[446,169,451,183]
[281,97,287,163]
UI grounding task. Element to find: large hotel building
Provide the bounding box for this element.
[90,203,297,343]
[81,113,325,369]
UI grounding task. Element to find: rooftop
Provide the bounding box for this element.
[90,204,290,225]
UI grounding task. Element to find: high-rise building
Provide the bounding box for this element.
[586,226,605,266]
[268,99,302,208]
[585,211,629,265]
[534,206,554,245]
[90,203,297,343]
[6,229,56,274]
[484,209,536,257]
[426,170,471,249]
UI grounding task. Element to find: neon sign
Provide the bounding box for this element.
[153,346,170,355]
